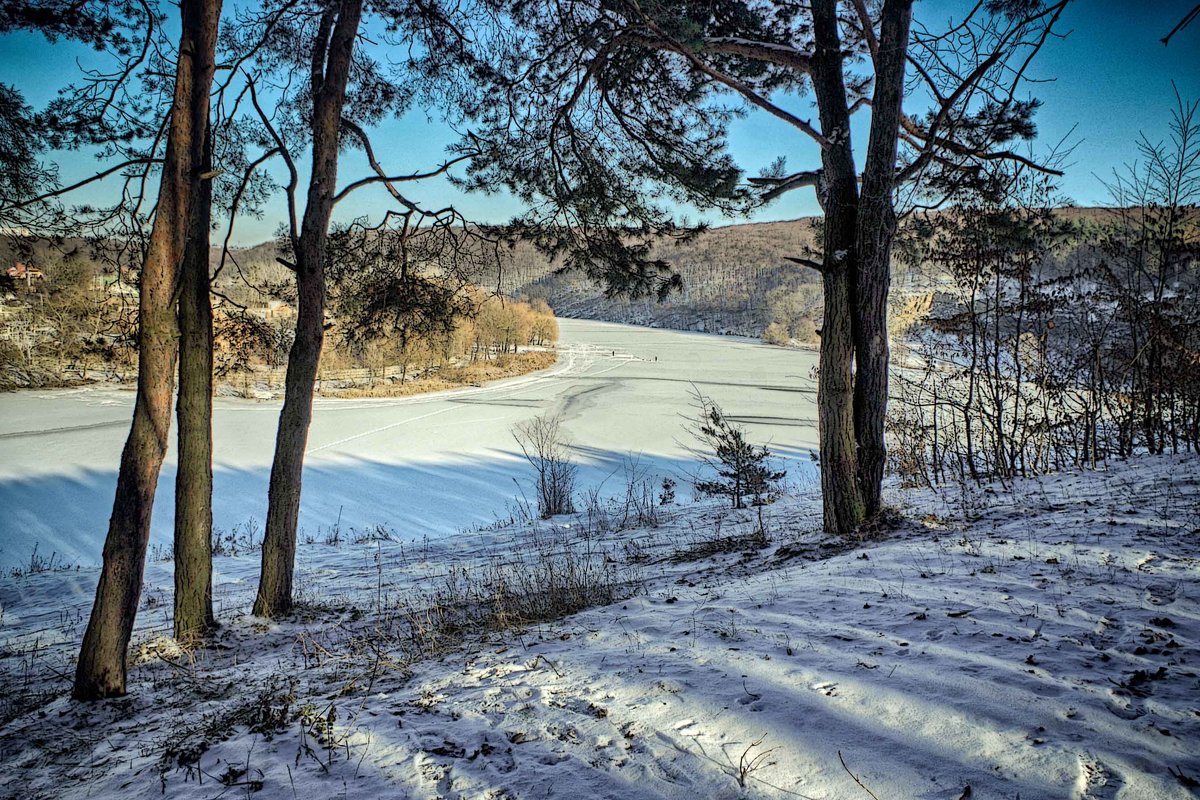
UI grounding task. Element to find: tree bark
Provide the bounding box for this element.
[810,0,865,534]
[174,128,216,642]
[74,0,222,700]
[853,0,913,516]
[254,0,363,618]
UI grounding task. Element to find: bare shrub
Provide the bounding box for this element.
[890,101,1200,486]
[761,321,790,346]
[513,414,577,517]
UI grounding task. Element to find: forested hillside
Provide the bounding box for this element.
[517,219,823,337]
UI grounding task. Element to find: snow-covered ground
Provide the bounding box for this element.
[0,452,1197,799]
[0,320,820,573]
[1,322,1198,800]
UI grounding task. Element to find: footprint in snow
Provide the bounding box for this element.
[737,687,763,706]
[1104,700,1146,721]
[1029,681,1065,698]
[1143,582,1179,607]
[1074,753,1124,800]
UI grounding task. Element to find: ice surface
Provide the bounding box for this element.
[0,320,819,571]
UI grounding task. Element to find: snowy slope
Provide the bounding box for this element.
[0,454,1197,800]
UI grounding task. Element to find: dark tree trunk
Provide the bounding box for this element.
[174,129,216,642]
[853,0,913,516]
[254,0,363,618]
[811,0,865,534]
[74,0,222,701]
[818,266,865,532]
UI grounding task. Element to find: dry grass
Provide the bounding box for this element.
[382,524,635,660]
[318,350,557,399]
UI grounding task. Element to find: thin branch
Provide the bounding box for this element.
[838,751,882,800]
[334,121,475,205]
[849,0,880,63]
[4,157,163,211]
[697,36,816,73]
[1162,3,1200,45]
[784,255,824,272]
[214,147,282,282]
[900,118,1064,177]
[623,28,828,147]
[247,75,298,247]
[748,169,823,201]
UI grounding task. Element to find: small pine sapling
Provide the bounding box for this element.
[687,391,785,509]
[659,478,676,505]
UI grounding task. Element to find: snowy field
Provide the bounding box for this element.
[1,322,1198,800]
[0,320,820,574]
[0,450,1196,799]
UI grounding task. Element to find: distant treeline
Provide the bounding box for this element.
[0,243,558,391]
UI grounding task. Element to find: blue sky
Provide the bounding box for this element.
[2,0,1198,244]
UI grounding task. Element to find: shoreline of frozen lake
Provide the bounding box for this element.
[0,320,820,572]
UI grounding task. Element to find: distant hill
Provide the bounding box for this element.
[5,207,1159,340]
[509,207,1174,338]
[205,210,1124,340]
[517,219,823,336]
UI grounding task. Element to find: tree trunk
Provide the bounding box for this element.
[818,265,865,532]
[255,244,324,616]
[853,0,913,516]
[174,128,216,642]
[254,0,363,618]
[74,0,222,701]
[811,0,865,534]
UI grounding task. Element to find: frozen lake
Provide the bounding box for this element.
[0,320,819,571]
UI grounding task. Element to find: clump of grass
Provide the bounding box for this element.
[211,519,263,557]
[670,511,771,563]
[8,544,76,578]
[671,528,769,563]
[382,525,638,659]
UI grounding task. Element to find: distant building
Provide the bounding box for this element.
[248,299,294,320]
[267,299,294,318]
[6,262,44,286]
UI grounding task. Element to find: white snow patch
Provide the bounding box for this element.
[1,454,1197,799]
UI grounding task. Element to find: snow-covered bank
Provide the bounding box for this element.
[0,320,821,573]
[1,454,1197,799]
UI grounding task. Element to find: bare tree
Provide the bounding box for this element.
[1099,92,1200,456]
[888,97,1200,485]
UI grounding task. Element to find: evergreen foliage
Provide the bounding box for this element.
[689,393,785,509]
